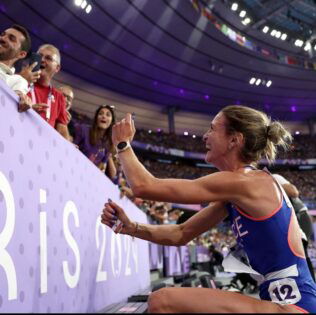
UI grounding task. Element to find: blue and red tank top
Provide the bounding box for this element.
[225,169,316,312]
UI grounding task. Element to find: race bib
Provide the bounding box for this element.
[268,278,301,305]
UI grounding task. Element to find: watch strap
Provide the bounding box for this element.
[116,141,131,153]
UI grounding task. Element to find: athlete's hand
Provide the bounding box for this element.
[101,199,136,235]
[111,113,136,146]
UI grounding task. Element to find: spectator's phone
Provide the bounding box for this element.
[15,52,42,73]
[28,53,42,72]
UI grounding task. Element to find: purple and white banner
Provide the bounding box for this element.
[0,81,150,313]
[196,245,210,263]
[163,246,191,276]
[149,243,164,271]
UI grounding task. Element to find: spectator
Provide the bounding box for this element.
[74,105,117,181]
[117,168,135,200]
[58,85,74,123]
[58,85,75,141]
[0,24,32,111]
[27,44,70,141]
[168,209,182,224]
[208,244,224,276]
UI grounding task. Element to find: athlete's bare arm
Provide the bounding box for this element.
[101,201,228,246]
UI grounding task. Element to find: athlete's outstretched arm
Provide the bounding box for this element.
[112,114,247,204]
[101,200,228,246]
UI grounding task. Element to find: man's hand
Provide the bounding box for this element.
[16,91,33,113]
[19,62,41,84]
[112,113,136,146]
[66,110,72,124]
[32,103,49,113]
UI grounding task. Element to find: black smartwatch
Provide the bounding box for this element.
[116,141,131,153]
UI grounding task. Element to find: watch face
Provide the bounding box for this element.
[117,141,127,150]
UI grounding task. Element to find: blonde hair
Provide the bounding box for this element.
[221,105,292,164]
[38,44,61,65]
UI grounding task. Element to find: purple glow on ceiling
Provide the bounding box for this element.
[204,95,210,100]
[291,105,297,112]
[63,43,70,50]
[179,89,184,95]
[31,27,38,35]
[235,100,241,105]
[0,4,6,12]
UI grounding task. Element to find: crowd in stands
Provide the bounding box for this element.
[70,117,316,161]
[137,158,316,201]
[140,158,214,179]
[134,129,206,153]
[1,23,315,267]
[277,170,316,199]
[134,129,316,159]
[68,113,316,201]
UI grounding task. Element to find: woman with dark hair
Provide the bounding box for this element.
[101,105,316,313]
[74,104,117,180]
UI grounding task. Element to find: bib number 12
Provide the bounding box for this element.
[268,278,301,305]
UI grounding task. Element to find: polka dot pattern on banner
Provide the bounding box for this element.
[0,86,150,313]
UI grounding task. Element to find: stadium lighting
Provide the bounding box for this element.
[239,10,246,18]
[266,80,272,87]
[295,131,300,135]
[74,0,83,6]
[255,79,261,86]
[242,17,251,25]
[81,0,87,9]
[249,77,256,85]
[281,33,287,40]
[184,131,189,136]
[192,135,196,138]
[231,3,238,11]
[294,39,304,47]
[275,31,281,38]
[148,130,152,134]
[262,26,269,33]
[86,4,92,13]
[304,42,311,51]
[270,29,277,37]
